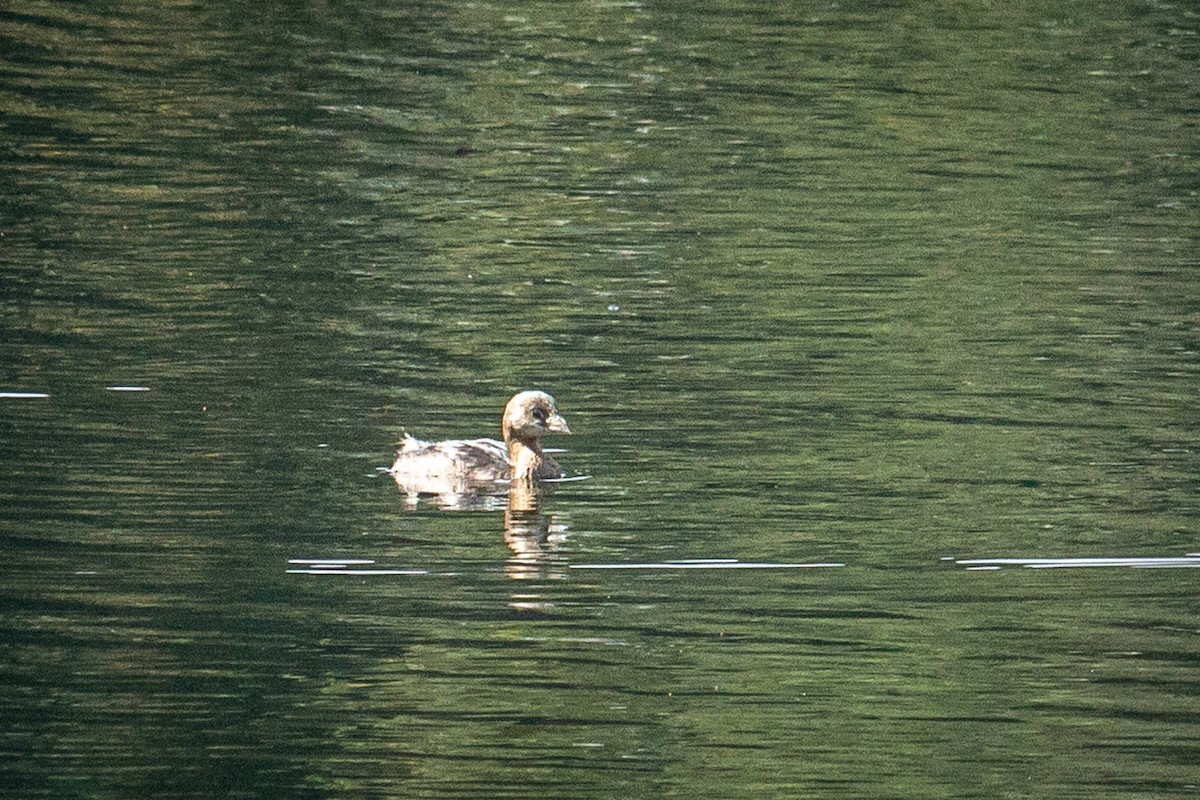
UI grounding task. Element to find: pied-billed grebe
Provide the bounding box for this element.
[389,390,571,498]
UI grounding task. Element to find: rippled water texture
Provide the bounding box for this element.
[2,1,1198,797]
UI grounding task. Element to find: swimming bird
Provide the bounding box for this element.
[389,390,571,499]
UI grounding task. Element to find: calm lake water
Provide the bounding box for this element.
[2,0,1198,797]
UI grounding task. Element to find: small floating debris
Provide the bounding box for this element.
[954,555,1200,570]
[106,386,151,392]
[570,558,845,571]
[287,558,428,576]
[0,392,50,399]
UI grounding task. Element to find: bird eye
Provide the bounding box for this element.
[532,407,548,423]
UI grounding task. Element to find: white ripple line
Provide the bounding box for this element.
[569,561,844,570]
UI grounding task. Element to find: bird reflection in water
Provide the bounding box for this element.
[502,478,573,583]
[392,475,577,588]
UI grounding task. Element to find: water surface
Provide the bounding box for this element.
[2,0,1198,797]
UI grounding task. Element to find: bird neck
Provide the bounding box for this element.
[507,436,543,479]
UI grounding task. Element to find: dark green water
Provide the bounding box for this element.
[2,1,1198,797]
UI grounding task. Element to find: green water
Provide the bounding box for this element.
[2,0,1197,797]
